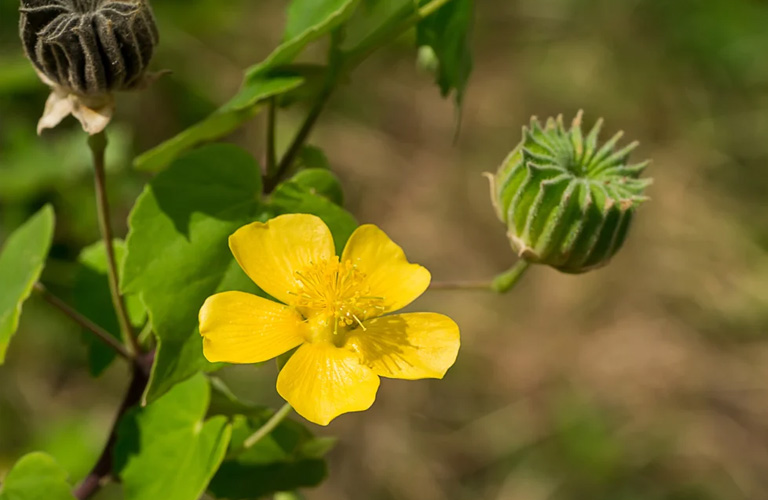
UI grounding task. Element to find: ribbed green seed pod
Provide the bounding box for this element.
[19,0,159,96]
[488,112,652,274]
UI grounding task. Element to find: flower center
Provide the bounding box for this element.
[289,257,385,343]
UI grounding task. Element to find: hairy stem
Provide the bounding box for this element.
[236,403,293,454]
[429,280,494,291]
[33,282,131,360]
[88,132,140,357]
[491,260,530,293]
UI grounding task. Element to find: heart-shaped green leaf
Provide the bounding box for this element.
[114,374,231,500]
[123,145,265,403]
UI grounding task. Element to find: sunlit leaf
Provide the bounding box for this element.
[123,145,264,403]
[114,374,231,500]
[0,452,75,500]
[246,0,360,79]
[0,205,54,364]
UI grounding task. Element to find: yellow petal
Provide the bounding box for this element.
[229,214,335,305]
[347,313,460,380]
[277,342,380,426]
[200,291,306,363]
[341,225,431,313]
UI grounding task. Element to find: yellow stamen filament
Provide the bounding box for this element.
[290,257,384,340]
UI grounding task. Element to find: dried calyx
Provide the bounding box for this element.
[19,0,159,134]
[488,111,652,274]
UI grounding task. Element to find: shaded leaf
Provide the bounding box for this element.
[342,0,417,49]
[271,174,357,251]
[114,374,232,500]
[0,452,75,500]
[291,168,344,206]
[208,412,335,500]
[417,0,474,107]
[0,205,54,364]
[73,240,146,377]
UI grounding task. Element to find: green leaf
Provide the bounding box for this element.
[134,76,305,173]
[73,240,146,377]
[0,452,75,500]
[0,205,55,364]
[208,412,335,500]
[417,0,474,107]
[123,145,264,403]
[246,0,360,79]
[114,374,232,500]
[295,146,332,171]
[271,174,357,251]
[290,168,345,206]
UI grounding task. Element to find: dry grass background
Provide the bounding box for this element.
[2,1,768,499]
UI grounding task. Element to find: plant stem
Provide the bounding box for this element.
[265,89,333,193]
[33,282,132,361]
[491,260,531,293]
[88,131,140,357]
[264,0,453,192]
[241,403,293,451]
[266,98,278,177]
[429,260,532,293]
[73,364,150,499]
[429,280,493,291]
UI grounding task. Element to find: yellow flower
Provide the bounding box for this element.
[199,214,460,425]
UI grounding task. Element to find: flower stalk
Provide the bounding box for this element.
[239,403,294,453]
[88,131,141,357]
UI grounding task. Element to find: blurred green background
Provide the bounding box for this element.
[3,0,768,499]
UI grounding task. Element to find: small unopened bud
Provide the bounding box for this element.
[487,111,652,274]
[19,0,159,134]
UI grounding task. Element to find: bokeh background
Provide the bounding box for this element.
[3,1,768,499]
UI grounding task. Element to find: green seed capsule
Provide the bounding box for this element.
[488,112,652,274]
[19,0,159,96]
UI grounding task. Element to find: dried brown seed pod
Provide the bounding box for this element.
[19,0,160,134]
[20,0,159,95]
